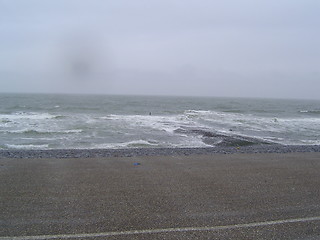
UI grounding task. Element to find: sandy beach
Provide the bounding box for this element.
[1,148,320,239]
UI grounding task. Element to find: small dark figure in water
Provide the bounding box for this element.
[149,112,152,116]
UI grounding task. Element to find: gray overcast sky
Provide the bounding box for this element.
[0,0,319,99]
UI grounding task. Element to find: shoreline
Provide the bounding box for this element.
[1,144,320,159]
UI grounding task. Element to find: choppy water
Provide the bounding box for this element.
[0,93,319,150]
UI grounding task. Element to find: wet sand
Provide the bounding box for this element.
[1,151,320,239]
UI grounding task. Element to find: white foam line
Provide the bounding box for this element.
[2,216,320,240]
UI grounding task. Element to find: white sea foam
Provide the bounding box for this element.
[299,110,320,114]
[0,112,57,120]
[63,129,83,133]
[100,114,190,134]
[179,110,320,145]
[91,136,212,149]
[172,137,213,148]
[93,140,160,149]
[3,129,83,134]
[5,144,49,149]
[300,139,320,145]
[186,109,320,132]
[1,94,320,149]
[96,110,320,146]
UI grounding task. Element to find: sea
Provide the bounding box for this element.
[0,93,319,150]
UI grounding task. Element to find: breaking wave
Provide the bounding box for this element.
[5,144,50,150]
[4,129,83,135]
[1,93,320,150]
[299,110,320,115]
[0,112,58,120]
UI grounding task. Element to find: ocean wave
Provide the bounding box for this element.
[196,109,319,130]
[97,110,289,137]
[5,144,49,149]
[300,139,320,145]
[2,109,319,150]
[1,119,11,123]
[5,129,83,134]
[184,110,211,119]
[92,137,212,149]
[184,110,211,115]
[53,115,67,119]
[182,110,282,132]
[94,140,160,149]
[99,114,187,134]
[0,112,59,120]
[299,110,320,115]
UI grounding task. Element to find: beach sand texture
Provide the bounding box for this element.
[1,151,320,239]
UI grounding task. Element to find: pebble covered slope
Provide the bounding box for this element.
[1,145,320,159]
